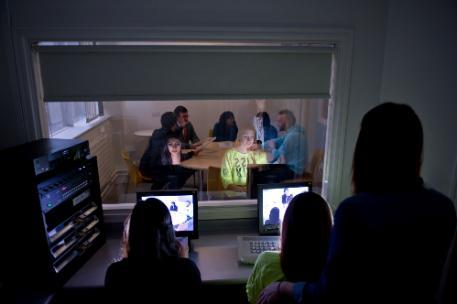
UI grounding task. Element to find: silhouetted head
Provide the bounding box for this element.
[280,192,332,282]
[126,199,178,261]
[268,207,280,223]
[352,102,423,193]
[219,111,235,126]
[160,112,177,131]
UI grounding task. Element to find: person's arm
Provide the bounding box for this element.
[256,281,295,304]
[246,253,268,303]
[188,122,200,143]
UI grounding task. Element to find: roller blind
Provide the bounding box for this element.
[37,45,332,101]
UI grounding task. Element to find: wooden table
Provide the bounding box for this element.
[181,142,232,194]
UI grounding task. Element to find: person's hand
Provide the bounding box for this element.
[248,143,260,151]
[257,282,282,304]
[193,145,203,155]
[227,184,247,192]
[175,239,189,258]
[191,142,203,149]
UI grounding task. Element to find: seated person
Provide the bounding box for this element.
[258,102,457,304]
[220,128,268,192]
[246,192,332,303]
[281,188,293,204]
[253,111,278,146]
[174,105,202,149]
[105,199,201,303]
[170,201,178,212]
[264,207,280,226]
[213,111,238,142]
[139,111,180,180]
[159,137,200,189]
[266,109,308,177]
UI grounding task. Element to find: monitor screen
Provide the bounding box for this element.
[258,182,312,235]
[136,190,198,239]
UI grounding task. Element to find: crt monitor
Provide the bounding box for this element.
[136,189,198,239]
[258,181,312,235]
[248,164,295,199]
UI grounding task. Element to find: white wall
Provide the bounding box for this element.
[380,0,457,202]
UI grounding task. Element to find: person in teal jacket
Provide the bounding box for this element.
[266,109,308,176]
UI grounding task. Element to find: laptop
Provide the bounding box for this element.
[237,181,312,264]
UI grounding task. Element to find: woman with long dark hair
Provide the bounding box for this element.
[105,199,201,303]
[246,192,332,303]
[212,111,238,142]
[158,136,199,189]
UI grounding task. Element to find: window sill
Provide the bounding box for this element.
[51,115,111,139]
[102,199,258,223]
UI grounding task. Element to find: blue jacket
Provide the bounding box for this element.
[271,125,308,175]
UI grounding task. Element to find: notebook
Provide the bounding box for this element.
[237,181,312,264]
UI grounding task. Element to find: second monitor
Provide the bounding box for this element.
[258,182,312,235]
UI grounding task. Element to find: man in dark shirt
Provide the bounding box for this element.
[174,105,201,149]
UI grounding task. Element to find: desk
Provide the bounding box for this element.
[65,233,253,287]
[181,144,229,170]
[134,129,154,137]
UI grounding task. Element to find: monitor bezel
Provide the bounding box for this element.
[136,189,199,239]
[257,181,312,235]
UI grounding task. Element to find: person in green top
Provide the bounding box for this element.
[220,128,268,192]
[246,192,333,303]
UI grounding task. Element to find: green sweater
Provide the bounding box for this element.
[220,149,268,189]
[245,251,285,304]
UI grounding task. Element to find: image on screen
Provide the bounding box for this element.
[139,193,195,233]
[259,183,311,234]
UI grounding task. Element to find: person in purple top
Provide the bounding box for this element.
[258,102,456,304]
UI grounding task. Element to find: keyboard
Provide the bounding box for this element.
[249,240,280,254]
[237,235,280,264]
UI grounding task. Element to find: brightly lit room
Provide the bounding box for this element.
[37,41,336,210]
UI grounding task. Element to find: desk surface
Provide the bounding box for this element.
[65,233,254,287]
[134,129,154,137]
[181,142,232,170]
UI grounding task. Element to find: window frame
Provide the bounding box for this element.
[16,28,353,212]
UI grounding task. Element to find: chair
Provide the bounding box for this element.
[309,149,324,187]
[207,166,224,192]
[121,151,152,187]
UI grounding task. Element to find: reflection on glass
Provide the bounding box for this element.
[46,99,329,203]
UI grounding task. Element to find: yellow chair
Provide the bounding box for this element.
[207,166,224,192]
[309,149,324,187]
[121,151,152,187]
